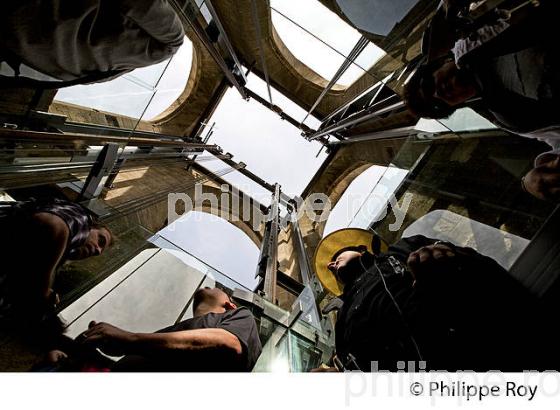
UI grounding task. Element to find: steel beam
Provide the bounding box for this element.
[307,100,405,141]
[256,183,281,303]
[79,143,119,200]
[205,148,291,206]
[302,36,369,124]
[169,0,248,98]
[0,128,217,150]
[204,0,248,84]
[290,202,324,298]
[243,88,316,134]
[328,126,417,146]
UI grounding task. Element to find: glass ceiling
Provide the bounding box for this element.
[54,36,193,121]
[271,0,386,87]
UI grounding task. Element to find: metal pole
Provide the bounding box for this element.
[204,0,248,84]
[302,36,369,124]
[290,197,324,297]
[257,183,281,303]
[169,0,248,99]
[328,126,417,146]
[307,101,405,141]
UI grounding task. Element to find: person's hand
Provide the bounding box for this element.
[522,155,560,201]
[78,321,135,356]
[45,350,68,364]
[407,242,456,285]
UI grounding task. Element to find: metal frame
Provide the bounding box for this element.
[328,125,417,146]
[308,100,405,141]
[79,143,120,200]
[169,0,248,99]
[203,0,248,84]
[290,198,324,297]
[302,36,369,124]
[255,183,281,303]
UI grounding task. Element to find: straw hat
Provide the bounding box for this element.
[313,228,388,296]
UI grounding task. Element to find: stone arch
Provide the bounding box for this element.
[298,137,407,256]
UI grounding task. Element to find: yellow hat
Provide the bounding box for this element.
[313,228,388,296]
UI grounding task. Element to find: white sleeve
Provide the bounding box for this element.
[518,128,560,167]
[452,19,510,68]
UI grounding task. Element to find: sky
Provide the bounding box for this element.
[323,164,408,237]
[56,37,194,120]
[271,0,386,86]
[157,211,260,289]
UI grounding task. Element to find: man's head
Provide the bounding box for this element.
[404,58,478,119]
[69,223,113,260]
[327,245,369,285]
[192,287,237,316]
[522,154,560,201]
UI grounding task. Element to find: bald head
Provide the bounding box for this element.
[192,287,237,317]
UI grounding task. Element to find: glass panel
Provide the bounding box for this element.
[150,231,255,292]
[54,37,193,121]
[338,42,387,87]
[349,166,408,229]
[371,132,557,269]
[60,248,208,339]
[55,220,154,307]
[402,209,530,269]
[252,323,290,372]
[288,329,324,372]
[415,108,498,135]
[336,0,422,36]
[291,286,322,331]
[271,0,360,83]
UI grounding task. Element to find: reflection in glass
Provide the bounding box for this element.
[371,132,556,268]
[61,249,208,338]
[271,0,385,87]
[55,37,193,120]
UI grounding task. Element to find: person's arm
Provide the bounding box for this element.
[25,212,69,301]
[390,235,459,285]
[80,321,242,358]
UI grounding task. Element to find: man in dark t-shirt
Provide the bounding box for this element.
[79,287,262,372]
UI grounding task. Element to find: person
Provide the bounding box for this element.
[0,198,112,330]
[313,228,550,372]
[0,0,185,87]
[73,287,262,372]
[403,0,560,201]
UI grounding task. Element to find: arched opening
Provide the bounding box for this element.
[270,0,385,87]
[53,36,194,121]
[153,211,260,290]
[323,164,407,236]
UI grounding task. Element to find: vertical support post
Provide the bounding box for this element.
[290,196,324,298]
[79,143,119,201]
[256,183,281,303]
